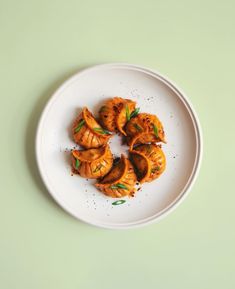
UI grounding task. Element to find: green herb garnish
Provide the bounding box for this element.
[153,124,159,138]
[110,183,128,190]
[74,119,85,133]
[93,164,103,173]
[151,166,160,173]
[126,105,130,121]
[134,123,143,132]
[93,127,112,135]
[130,107,140,119]
[75,158,80,169]
[112,200,126,206]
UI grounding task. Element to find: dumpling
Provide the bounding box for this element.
[95,154,137,198]
[125,113,165,149]
[72,145,113,179]
[73,107,112,149]
[99,97,136,135]
[130,144,166,183]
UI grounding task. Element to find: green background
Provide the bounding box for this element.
[1,0,234,288]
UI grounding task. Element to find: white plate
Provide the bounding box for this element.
[36,63,202,229]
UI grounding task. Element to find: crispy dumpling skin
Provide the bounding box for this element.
[72,145,113,179]
[130,144,166,183]
[127,132,157,151]
[73,107,112,149]
[95,154,137,198]
[129,151,150,184]
[99,97,136,135]
[125,113,165,149]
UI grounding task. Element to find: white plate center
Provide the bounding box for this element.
[109,133,129,159]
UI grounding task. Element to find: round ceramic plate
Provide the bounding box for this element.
[36,63,202,229]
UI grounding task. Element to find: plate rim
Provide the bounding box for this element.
[36,62,203,229]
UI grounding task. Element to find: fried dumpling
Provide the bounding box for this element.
[95,154,137,198]
[125,113,165,149]
[130,144,166,183]
[72,145,113,179]
[99,97,136,135]
[73,107,112,149]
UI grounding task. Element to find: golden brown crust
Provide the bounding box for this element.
[129,151,151,184]
[99,97,136,135]
[72,145,113,179]
[95,154,137,198]
[70,102,166,197]
[73,107,112,149]
[125,113,165,149]
[130,144,166,183]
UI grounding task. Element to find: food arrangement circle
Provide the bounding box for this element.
[36,63,202,229]
[71,98,167,198]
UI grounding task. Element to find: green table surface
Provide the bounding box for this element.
[1,0,235,288]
